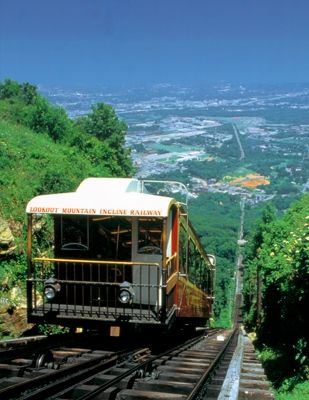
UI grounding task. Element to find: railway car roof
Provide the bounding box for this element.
[26,178,177,218]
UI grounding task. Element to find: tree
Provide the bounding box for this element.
[0,79,71,142]
[75,103,134,175]
[20,82,38,105]
[27,97,70,141]
[79,103,127,143]
[0,79,20,100]
[243,203,276,328]
[0,80,37,105]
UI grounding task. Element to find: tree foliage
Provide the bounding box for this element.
[74,103,132,175]
[189,192,240,326]
[243,194,309,383]
[0,79,134,177]
[77,103,126,141]
[0,79,70,141]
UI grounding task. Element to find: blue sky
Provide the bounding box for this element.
[1,0,308,87]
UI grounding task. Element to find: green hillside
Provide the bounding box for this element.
[0,119,111,224]
[0,79,133,227]
[0,80,134,328]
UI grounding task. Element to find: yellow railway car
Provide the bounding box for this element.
[26,178,215,335]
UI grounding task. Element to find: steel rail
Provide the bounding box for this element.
[0,348,130,400]
[186,327,238,400]
[57,334,207,400]
[0,334,75,364]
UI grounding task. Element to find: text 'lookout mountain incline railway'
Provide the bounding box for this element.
[28,207,164,217]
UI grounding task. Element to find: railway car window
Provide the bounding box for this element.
[206,268,211,293]
[199,259,208,291]
[188,239,195,281]
[32,214,54,257]
[61,216,89,250]
[91,217,132,260]
[179,224,187,274]
[138,218,163,255]
[188,238,203,287]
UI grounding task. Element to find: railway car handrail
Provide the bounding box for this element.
[33,257,160,267]
[140,179,190,207]
[28,257,170,324]
[165,252,177,266]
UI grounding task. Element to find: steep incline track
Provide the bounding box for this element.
[0,330,242,400]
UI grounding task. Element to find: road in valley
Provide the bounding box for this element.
[232,124,245,160]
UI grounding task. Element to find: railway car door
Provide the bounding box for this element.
[131,217,164,308]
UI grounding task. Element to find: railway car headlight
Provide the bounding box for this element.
[44,278,61,301]
[118,281,134,304]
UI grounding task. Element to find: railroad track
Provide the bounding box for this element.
[0,328,240,399]
[0,343,138,400]
[0,333,75,365]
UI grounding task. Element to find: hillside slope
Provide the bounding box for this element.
[0,119,112,227]
[0,80,134,337]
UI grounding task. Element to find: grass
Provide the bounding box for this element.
[257,346,309,400]
[150,142,200,153]
[275,381,309,400]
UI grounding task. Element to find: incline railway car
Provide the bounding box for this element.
[26,178,215,335]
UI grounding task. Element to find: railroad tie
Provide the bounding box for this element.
[238,337,274,399]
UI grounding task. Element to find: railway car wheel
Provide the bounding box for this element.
[33,350,54,369]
